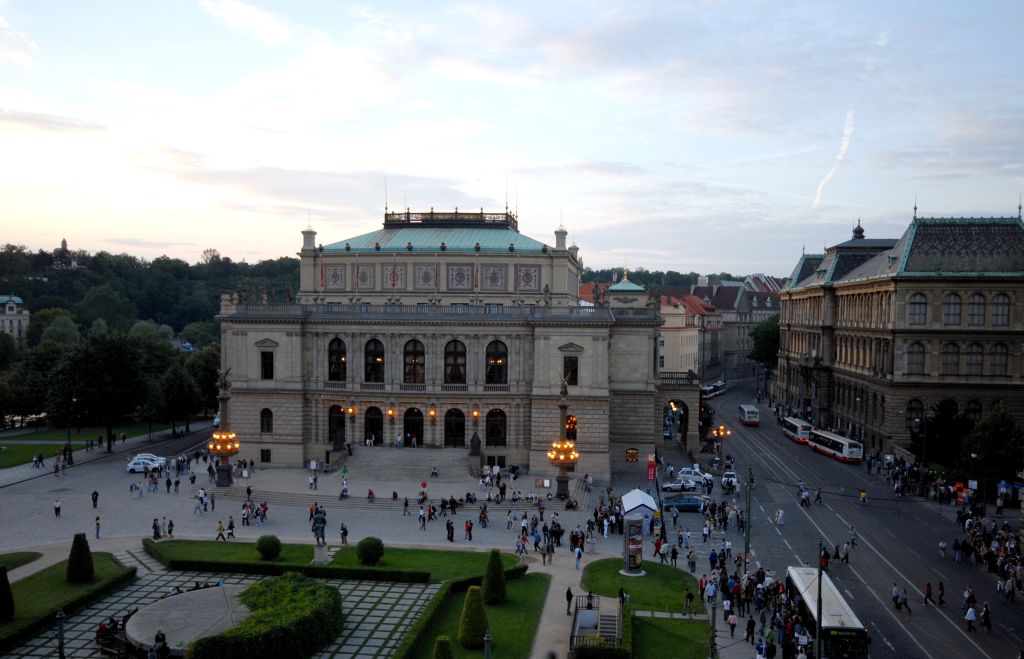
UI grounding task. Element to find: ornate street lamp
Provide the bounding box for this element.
[209,369,240,487]
[547,383,579,499]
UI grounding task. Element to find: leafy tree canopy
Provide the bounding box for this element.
[748,315,780,367]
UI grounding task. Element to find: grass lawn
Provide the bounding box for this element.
[2,422,177,445]
[632,616,710,659]
[148,539,314,565]
[0,443,86,469]
[409,573,550,659]
[581,558,705,614]
[0,552,42,572]
[331,546,520,584]
[0,553,134,647]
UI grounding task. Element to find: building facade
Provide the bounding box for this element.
[218,210,699,481]
[773,217,1024,453]
[658,294,723,383]
[0,295,30,343]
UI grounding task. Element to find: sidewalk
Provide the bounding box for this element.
[0,422,212,489]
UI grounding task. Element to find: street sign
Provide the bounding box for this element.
[647,460,656,481]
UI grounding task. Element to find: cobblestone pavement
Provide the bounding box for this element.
[7,549,440,659]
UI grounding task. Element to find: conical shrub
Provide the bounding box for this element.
[432,635,454,659]
[66,533,94,583]
[457,585,489,649]
[0,566,14,622]
[481,549,507,604]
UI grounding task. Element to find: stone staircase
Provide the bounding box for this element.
[337,446,475,482]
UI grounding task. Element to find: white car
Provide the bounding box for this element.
[661,477,699,492]
[721,470,739,488]
[676,466,712,482]
[126,456,166,473]
[132,453,163,463]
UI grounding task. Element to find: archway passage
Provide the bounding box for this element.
[365,407,384,445]
[444,409,466,447]
[404,408,424,447]
[328,405,345,450]
[485,409,507,447]
[664,400,688,441]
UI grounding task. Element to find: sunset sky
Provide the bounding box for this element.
[1,1,1022,274]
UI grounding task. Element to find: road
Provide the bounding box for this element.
[709,381,1023,659]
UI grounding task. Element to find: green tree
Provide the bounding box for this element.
[457,585,489,649]
[0,333,16,371]
[9,342,66,417]
[748,315,780,367]
[160,361,199,432]
[187,346,221,414]
[180,320,219,348]
[74,284,137,331]
[481,549,507,604]
[25,307,74,347]
[129,319,174,343]
[0,375,13,429]
[88,318,109,337]
[432,636,454,659]
[960,402,1024,496]
[356,537,385,566]
[66,533,94,583]
[39,314,81,345]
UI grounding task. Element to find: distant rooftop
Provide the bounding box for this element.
[384,208,518,231]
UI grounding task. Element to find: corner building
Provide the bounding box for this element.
[218,210,699,481]
[773,216,1024,453]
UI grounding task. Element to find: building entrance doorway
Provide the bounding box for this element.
[365,407,383,445]
[444,409,466,447]
[404,408,424,447]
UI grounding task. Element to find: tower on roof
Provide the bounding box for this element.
[852,218,865,240]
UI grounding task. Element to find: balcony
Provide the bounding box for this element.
[400,383,426,392]
[323,381,347,390]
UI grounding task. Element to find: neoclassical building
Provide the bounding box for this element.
[218,210,699,480]
[773,215,1024,453]
[0,295,30,343]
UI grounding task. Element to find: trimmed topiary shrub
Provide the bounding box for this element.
[481,549,507,604]
[356,537,384,566]
[0,567,14,623]
[187,572,343,659]
[457,585,488,649]
[66,533,94,584]
[432,635,454,659]
[256,535,281,561]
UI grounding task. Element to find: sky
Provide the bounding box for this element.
[1,1,1022,276]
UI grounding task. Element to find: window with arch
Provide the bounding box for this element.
[991,293,1010,326]
[990,343,1009,376]
[943,293,961,325]
[967,294,986,326]
[260,408,273,433]
[965,400,983,422]
[940,342,959,375]
[965,343,983,375]
[908,293,927,325]
[403,339,425,384]
[328,338,347,381]
[444,340,467,384]
[364,339,385,382]
[905,399,924,432]
[485,340,508,384]
[906,342,925,375]
[485,409,507,447]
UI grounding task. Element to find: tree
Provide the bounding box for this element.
[73,284,137,331]
[88,318,109,337]
[201,248,221,265]
[180,321,219,348]
[9,342,66,417]
[160,361,199,432]
[0,333,15,371]
[0,566,13,622]
[39,315,81,345]
[457,586,489,649]
[356,537,385,566]
[432,636,454,659]
[960,402,1024,496]
[66,533,94,583]
[187,346,221,414]
[25,307,75,347]
[481,550,507,604]
[129,319,174,344]
[748,315,780,368]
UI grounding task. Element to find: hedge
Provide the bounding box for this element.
[143,539,429,583]
[187,572,343,659]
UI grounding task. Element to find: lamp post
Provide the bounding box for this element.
[547,389,579,500]
[970,453,987,517]
[208,374,239,487]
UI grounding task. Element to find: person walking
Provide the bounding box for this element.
[566,587,573,615]
[167,519,174,539]
[671,545,679,567]
[227,516,236,539]
[95,516,101,539]
[340,522,349,545]
[891,583,901,610]
[575,544,583,570]
[900,588,912,615]
[745,617,756,644]
[980,603,992,633]
[728,612,738,638]
[215,520,226,541]
[964,604,977,632]
[404,497,411,516]
[53,498,62,518]
[91,490,99,508]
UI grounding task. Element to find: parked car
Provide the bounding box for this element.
[662,494,710,513]
[661,477,699,492]
[675,466,711,482]
[132,453,163,463]
[126,456,166,473]
[721,470,738,488]
[213,412,220,428]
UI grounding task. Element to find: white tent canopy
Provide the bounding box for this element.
[621,488,658,516]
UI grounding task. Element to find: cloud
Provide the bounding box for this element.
[0,15,37,68]
[812,108,855,208]
[0,108,104,132]
[198,0,295,45]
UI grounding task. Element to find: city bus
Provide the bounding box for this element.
[807,429,864,463]
[737,404,760,426]
[780,417,812,443]
[786,566,869,658]
[700,381,727,399]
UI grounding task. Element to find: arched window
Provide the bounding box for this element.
[485,340,508,384]
[991,293,1010,326]
[485,409,507,447]
[328,338,347,381]
[906,342,925,375]
[364,339,385,382]
[905,399,924,432]
[965,343,983,375]
[328,405,345,448]
[403,339,425,384]
[444,409,466,447]
[260,408,273,433]
[444,340,467,384]
[940,343,959,375]
[907,293,927,325]
[965,400,983,422]
[967,294,986,326]
[990,343,1009,376]
[943,293,962,326]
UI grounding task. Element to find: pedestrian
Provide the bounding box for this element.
[671,545,679,567]
[340,522,349,545]
[227,516,235,539]
[728,612,738,637]
[980,602,992,633]
[167,519,174,538]
[174,478,180,493]
[964,604,977,632]
[95,516,101,539]
[215,520,226,541]
[900,588,912,615]
[404,498,411,516]
[446,519,454,542]
[575,545,583,570]
[53,498,62,517]
[684,588,694,615]
[938,581,945,606]
[745,617,756,644]
[891,583,901,610]
[566,587,573,615]
[924,582,935,606]
[91,490,99,508]
[464,519,473,541]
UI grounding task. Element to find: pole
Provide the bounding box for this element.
[816,539,823,659]
[744,466,752,575]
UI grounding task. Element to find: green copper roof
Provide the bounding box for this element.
[0,295,24,305]
[323,226,548,254]
[608,279,645,292]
